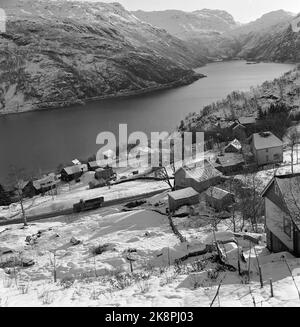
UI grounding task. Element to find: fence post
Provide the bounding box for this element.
[259,266,263,288]
[270,278,274,297]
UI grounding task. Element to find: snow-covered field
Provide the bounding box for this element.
[1,195,300,307]
[0,179,170,221]
[1,142,300,306]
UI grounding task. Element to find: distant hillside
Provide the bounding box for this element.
[133,9,237,39]
[231,11,299,62]
[0,1,206,114]
[134,9,300,62]
[180,65,300,133]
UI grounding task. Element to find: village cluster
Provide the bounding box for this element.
[1,113,298,254]
[1,113,300,307]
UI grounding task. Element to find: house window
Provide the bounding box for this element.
[266,149,269,153]
[266,155,269,162]
[274,154,280,161]
[283,217,292,238]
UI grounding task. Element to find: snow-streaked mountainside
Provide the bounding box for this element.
[133,9,237,39]
[134,9,299,62]
[233,13,300,62]
[0,0,205,114]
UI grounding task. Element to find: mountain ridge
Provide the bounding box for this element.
[0,0,206,114]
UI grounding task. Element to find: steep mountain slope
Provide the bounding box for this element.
[133,8,238,61]
[134,9,299,62]
[0,1,205,114]
[133,9,237,39]
[234,13,300,61]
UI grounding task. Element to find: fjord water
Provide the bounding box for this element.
[0,60,295,183]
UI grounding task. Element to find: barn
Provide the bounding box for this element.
[87,161,102,171]
[215,153,244,175]
[205,187,235,212]
[61,164,88,182]
[168,187,200,212]
[174,160,222,193]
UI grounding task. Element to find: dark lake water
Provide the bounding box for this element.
[0,60,295,184]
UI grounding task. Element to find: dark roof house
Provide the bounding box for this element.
[61,164,88,182]
[224,139,242,153]
[215,153,244,174]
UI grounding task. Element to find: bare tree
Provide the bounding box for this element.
[237,172,264,232]
[154,166,175,191]
[8,166,31,226]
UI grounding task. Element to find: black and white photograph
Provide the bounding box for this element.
[0,0,300,310]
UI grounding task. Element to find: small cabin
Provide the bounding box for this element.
[87,161,102,171]
[61,164,88,182]
[224,139,242,153]
[215,153,244,175]
[205,187,235,212]
[174,160,222,193]
[168,187,199,213]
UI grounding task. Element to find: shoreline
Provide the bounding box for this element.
[0,72,206,117]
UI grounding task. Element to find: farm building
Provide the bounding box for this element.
[174,160,222,193]
[60,164,88,182]
[32,174,58,195]
[20,181,38,198]
[87,161,102,171]
[17,175,58,198]
[251,131,283,166]
[205,187,235,211]
[168,187,200,212]
[215,153,244,175]
[224,139,242,153]
[262,174,300,256]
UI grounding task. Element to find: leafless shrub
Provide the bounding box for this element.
[60,276,75,289]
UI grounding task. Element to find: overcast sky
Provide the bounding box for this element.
[98,0,299,23]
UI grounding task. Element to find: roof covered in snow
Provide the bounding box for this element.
[168,187,199,201]
[88,161,101,168]
[180,160,222,182]
[32,175,57,190]
[252,132,283,150]
[62,164,88,175]
[224,139,242,151]
[205,187,232,200]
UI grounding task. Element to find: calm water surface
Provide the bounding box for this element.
[0,60,295,183]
